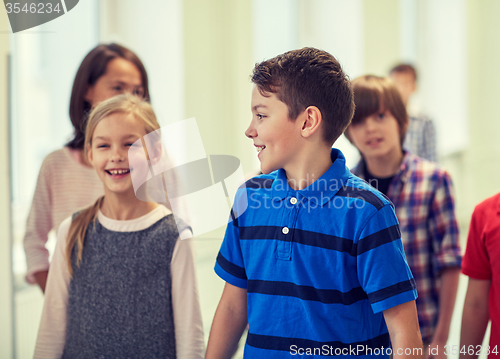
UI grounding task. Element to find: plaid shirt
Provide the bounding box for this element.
[352,152,461,342]
[403,114,438,162]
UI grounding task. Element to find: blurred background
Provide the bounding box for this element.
[1,0,499,358]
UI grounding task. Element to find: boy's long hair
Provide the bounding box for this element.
[345,75,408,145]
[66,94,161,277]
[251,47,355,146]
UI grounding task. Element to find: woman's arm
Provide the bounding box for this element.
[23,157,54,291]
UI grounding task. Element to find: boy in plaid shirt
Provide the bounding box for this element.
[345,75,462,356]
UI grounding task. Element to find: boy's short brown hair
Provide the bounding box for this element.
[345,75,408,145]
[251,47,354,145]
[389,63,417,81]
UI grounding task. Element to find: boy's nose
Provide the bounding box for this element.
[365,118,377,132]
[245,122,257,138]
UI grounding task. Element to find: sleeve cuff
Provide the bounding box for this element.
[214,262,247,289]
[371,289,418,314]
[25,264,50,284]
[461,266,492,280]
[436,252,462,273]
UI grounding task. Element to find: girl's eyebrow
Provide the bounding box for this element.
[123,134,140,140]
[95,135,139,140]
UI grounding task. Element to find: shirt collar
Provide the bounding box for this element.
[352,151,412,183]
[271,148,351,206]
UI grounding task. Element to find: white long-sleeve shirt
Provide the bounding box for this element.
[34,205,205,359]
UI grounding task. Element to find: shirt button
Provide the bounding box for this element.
[290,197,297,205]
[282,227,289,235]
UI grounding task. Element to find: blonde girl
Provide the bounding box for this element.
[34,95,204,359]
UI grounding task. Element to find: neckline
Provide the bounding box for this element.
[96,205,173,232]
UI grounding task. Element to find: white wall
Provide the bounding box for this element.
[0,7,14,359]
[252,0,298,63]
[298,0,364,167]
[417,0,468,156]
[100,0,185,127]
[99,0,187,166]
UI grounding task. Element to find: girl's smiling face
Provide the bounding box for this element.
[88,112,149,196]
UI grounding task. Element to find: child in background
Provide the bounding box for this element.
[345,75,461,355]
[34,95,204,359]
[389,64,437,162]
[24,43,150,292]
[460,193,500,358]
[206,48,422,359]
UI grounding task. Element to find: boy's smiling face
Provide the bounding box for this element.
[245,85,304,174]
[347,110,402,162]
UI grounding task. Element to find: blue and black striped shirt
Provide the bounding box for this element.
[215,149,417,358]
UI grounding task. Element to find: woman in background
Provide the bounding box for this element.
[24,43,150,292]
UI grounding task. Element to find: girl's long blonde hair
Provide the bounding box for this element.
[66,94,161,276]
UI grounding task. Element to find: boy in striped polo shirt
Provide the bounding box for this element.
[206,48,423,359]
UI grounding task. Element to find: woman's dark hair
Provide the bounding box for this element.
[66,43,150,149]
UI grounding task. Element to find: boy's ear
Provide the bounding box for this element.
[300,106,322,138]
